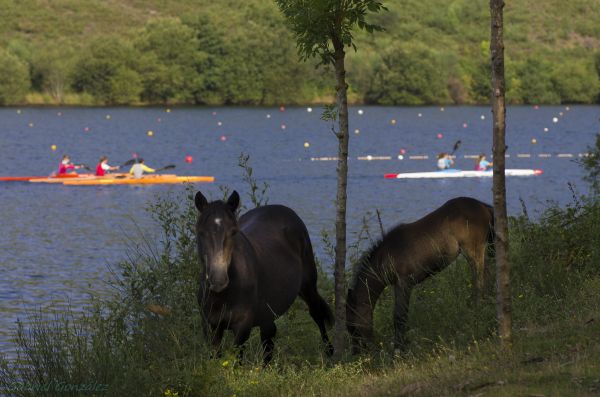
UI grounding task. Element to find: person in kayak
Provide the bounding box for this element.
[437,152,454,170]
[475,154,492,171]
[129,158,155,178]
[95,156,120,176]
[58,155,82,175]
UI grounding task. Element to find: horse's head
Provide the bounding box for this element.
[194,190,240,293]
[346,287,374,354]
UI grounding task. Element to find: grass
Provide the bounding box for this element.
[0,184,599,396]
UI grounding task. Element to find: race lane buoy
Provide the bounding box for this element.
[185,155,193,164]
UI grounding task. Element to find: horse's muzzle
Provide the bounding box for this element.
[208,277,229,293]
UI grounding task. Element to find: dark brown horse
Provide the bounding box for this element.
[194,191,333,364]
[346,197,494,353]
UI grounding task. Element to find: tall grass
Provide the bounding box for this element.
[0,185,599,396]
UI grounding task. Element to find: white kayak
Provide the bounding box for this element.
[384,169,543,179]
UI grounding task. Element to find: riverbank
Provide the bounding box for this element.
[1,187,598,396]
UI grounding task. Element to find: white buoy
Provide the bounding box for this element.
[397,154,404,160]
[544,127,549,132]
[307,107,313,113]
[266,114,271,119]
[354,129,360,134]
[358,109,364,115]
[418,113,422,117]
[552,117,558,123]
[480,115,485,120]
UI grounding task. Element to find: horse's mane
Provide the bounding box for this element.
[200,201,234,220]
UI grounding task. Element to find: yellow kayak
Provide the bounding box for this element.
[62,175,214,185]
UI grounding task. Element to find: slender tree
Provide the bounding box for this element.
[490,0,512,347]
[275,0,385,359]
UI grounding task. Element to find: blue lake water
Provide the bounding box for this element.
[0,105,599,352]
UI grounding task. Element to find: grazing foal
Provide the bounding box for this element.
[346,197,494,353]
[195,191,333,363]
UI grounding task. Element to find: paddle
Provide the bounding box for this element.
[78,164,92,171]
[450,140,462,156]
[154,164,176,172]
[114,164,176,179]
[119,158,137,168]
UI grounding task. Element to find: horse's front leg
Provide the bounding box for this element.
[260,322,277,365]
[204,322,225,358]
[232,317,253,362]
[393,280,412,354]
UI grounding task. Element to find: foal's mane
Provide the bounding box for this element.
[349,222,409,292]
[349,236,385,291]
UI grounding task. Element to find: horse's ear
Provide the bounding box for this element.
[227,191,240,212]
[195,191,208,212]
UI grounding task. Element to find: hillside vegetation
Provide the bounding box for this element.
[0,0,599,105]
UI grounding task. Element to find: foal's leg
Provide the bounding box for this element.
[464,243,486,304]
[393,281,412,354]
[260,322,277,365]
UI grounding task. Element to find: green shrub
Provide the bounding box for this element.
[0,48,30,104]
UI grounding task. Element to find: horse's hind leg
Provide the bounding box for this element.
[393,281,412,354]
[260,322,277,365]
[299,286,334,357]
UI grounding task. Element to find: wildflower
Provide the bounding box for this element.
[164,389,179,397]
[222,360,230,368]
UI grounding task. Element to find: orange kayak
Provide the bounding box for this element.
[62,175,215,185]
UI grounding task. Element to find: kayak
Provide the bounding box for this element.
[384,169,543,179]
[0,173,86,182]
[62,175,214,185]
[28,173,103,183]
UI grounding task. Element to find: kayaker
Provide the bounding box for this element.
[95,156,120,176]
[475,154,492,171]
[58,155,82,175]
[436,152,454,170]
[129,158,155,178]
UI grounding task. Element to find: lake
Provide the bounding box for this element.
[0,105,598,352]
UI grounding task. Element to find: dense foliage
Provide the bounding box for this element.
[0,0,598,105]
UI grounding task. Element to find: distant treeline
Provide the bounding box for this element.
[0,0,599,106]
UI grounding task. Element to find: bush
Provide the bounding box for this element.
[366,43,450,105]
[0,48,30,105]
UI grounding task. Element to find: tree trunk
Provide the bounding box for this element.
[332,36,349,360]
[490,0,512,347]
